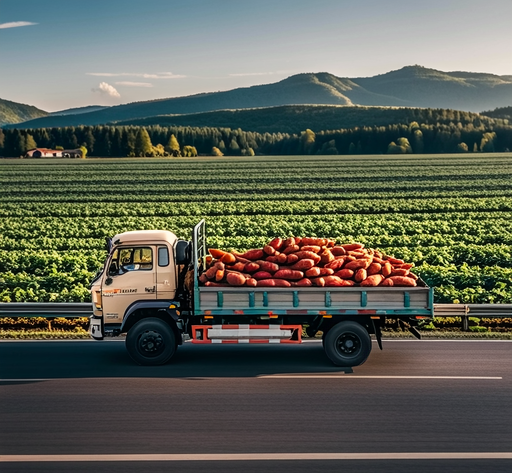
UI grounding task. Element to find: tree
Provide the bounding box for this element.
[211,146,223,156]
[166,134,181,157]
[412,129,424,154]
[228,138,240,156]
[134,128,153,156]
[25,133,37,152]
[182,145,198,157]
[456,142,469,153]
[79,146,88,158]
[300,129,315,154]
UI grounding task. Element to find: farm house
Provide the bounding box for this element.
[25,148,83,158]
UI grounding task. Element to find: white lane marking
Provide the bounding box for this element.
[1,452,512,462]
[0,375,503,382]
[260,375,502,380]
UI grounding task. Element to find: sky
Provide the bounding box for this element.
[1,0,512,112]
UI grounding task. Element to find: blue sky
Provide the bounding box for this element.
[1,0,511,111]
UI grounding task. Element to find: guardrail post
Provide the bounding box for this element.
[462,305,470,331]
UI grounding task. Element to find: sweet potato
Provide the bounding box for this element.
[263,245,276,256]
[220,252,236,264]
[305,267,321,278]
[408,272,419,280]
[344,259,371,271]
[294,251,321,265]
[257,279,292,287]
[286,254,300,265]
[382,262,393,277]
[205,265,218,279]
[320,249,335,264]
[301,245,322,254]
[354,268,367,283]
[300,237,327,247]
[205,281,230,287]
[234,254,251,264]
[379,278,394,287]
[386,257,404,265]
[360,274,385,287]
[274,269,304,280]
[325,259,345,271]
[215,269,225,282]
[341,243,364,251]
[228,262,246,272]
[209,248,228,259]
[391,268,410,277]
[318,267,335,276]
[289,259,315,271]
[242,249,264,261]
[313,277,325,287]
[283,244,300,255]
[268,237,284,251]
[226,272,246,286]
[256,261,279,273]
[293,278,313,287]
[265,255,280,263]
[246,278,257,287]
[340,279,356,286]
[283,237,296,248]
[389,276,417,287]
[198,273,209,283]
[252,271,273,280]
[244,262,260,273]
[334,268,354,279]
[331,246,346,256]
[367,262,382,276]
[277,254,288,264]
[395,263,414,270]
[372,257,386,265]
[322,276,345,287]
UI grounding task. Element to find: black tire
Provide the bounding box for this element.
[323,321,372,367]
[125,318,176,366]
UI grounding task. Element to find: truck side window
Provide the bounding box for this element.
[118,247,153,272]
[158,247,169,267]
[108,249,119,275]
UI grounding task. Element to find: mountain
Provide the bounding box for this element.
[8,65,512,129]
[481,106,512,121]
[48,105,109,116]
[116,104,500,134]
[0,98,47,126]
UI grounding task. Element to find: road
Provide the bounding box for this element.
[1,339,511,472]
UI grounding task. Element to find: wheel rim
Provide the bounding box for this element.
[138,330,165,357]
[335,332,361,358]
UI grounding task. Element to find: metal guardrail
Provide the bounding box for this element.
[0,302,92,318]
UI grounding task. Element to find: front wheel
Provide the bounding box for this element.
[323,321,372,367]
[125,318,176,365]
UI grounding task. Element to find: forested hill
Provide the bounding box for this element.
[0,98,47,126]
[116,104,504,134]
[9,66,512,129]
[481,106,512,121]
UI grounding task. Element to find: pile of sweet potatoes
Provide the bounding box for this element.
[199,237,418,288]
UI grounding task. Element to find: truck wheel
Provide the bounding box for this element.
[126,318,176,365]
[323,321,371,367]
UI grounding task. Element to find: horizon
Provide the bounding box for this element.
[1,0,512,112]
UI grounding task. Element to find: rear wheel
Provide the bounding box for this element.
[323,321,371,367]
[126,318,176,365]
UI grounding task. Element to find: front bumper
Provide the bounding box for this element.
[89,315,103,340]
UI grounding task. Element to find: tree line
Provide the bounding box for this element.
[0,121,511,158]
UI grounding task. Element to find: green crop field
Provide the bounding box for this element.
[2,154,512,304]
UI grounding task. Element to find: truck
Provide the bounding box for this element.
[89,220,434,367]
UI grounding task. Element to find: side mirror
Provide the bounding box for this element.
[105,277,113,286]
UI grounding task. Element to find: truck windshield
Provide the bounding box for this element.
[108,247,153,275]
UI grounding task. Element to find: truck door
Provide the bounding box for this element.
[156,245,176,300]
[101,246,157,323]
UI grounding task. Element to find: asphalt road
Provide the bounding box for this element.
[1,339,511,473]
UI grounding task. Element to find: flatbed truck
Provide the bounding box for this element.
[89,220,434,367]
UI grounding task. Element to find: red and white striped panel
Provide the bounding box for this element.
[191,324,302,344]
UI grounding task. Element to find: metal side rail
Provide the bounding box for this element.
[434,304,512,317]
[0,302,92,318]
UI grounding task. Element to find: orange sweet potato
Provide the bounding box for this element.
[354,268,367,283]
[228,262,246,272]
[294,251,321,265]
[246,278,257,287]
[220,252,236,264]
[263,245,276,256]
[334,268,354,279]
[243,249,264,260]
[341,243,364,251]
[244,262,260,273]
[379,278,394,287]
[268,237,284,251]
[331,246,346,256]
[277,253,288,264]
[252,271,273,280]
[367,262,382,276]
[198,273,209,283]
[388,276,417,287]
[360,274,385,287]
[283,244,300,255]
[274,269,304,280]
[322,276,345,287]
[340,279,356,286]
[301,245,322,254]
[318,267,335,276]
[226,272,246,286]
[205,281,230,287]
[320,249,335,265]
[289,259,315,271]
[300,237,327,247]
[382,262,393,277]
[283,237,296,248]
[209,248,228,259]
[293,278,313,287]
[305,267,321,278]
[265,255,280,263]
[257,261,279,273]
[205,265,218,279]
[325,259,345,271]
[286,254,300,265]
[344,259,371,271]
[391,268,410,277]
[257,279,292,287]
[215,269,225,282]
[386,257,405,265]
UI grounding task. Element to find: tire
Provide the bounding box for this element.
[125,318,176,365]
[323,321,372,367]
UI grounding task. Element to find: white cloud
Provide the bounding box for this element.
[87,72,185,79]
[115,81,153,88]
[0,21,38,29]
[91,82,121,98]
